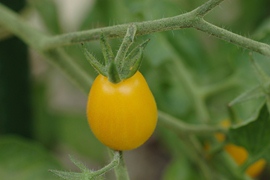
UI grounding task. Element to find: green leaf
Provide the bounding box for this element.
[0,136,61,180]
[249,56,270,89]
[82,43,107,76]
[228,85,265,106]
[228,104,270,159]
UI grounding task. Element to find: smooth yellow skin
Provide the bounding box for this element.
[217,120,266,178]
[87,71,157,150]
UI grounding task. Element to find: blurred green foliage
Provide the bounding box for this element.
[0,136,61,180]
[1,0,270,179]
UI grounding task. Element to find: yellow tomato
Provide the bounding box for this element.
[218,120,266,178]
[225,144,266,178]
[87,71,157,151]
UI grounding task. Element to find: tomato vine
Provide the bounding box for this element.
[0,0,270,179]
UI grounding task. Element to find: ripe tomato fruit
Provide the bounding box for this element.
[217,120,266,178]
[87,71,157,150]
[225,144,266,178]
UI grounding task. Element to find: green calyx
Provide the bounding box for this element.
[82,24,149,84]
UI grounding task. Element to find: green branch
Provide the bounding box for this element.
[39,0,225,50]
[200,75,238,98]
[37,0,270,58]
[172,58,210,122]
[159,34,210,122]
[0,3,47,50]
[0,4,94,91]
[193,19,270,57]
[113,151,130,180]
[39,13,192,50]
[51,151,120,180]
[158,111,226,135]
[107,150,130,180]
[1,0,270,58]
[0,1,268,179]
[192,0,225,17]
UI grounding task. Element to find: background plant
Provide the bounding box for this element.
[0,0,270,179]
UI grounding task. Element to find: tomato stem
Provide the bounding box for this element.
[82,25,149,83]
[51,152,121,179]
[108,62,121,83]
[113,151,130,180]
[158,111,226,135]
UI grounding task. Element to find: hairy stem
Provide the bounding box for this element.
[91,151,121,178]
[192,19,270,57]
[1,0,270,58]
[40,14,192,50]
[114,151,130,180]
[192,0,225,17]
[39,0,225,50]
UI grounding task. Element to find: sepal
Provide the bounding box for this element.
[115,24,137,69]
[121,39,150,79]
[100,33,114,67]
[82,43,107,76]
